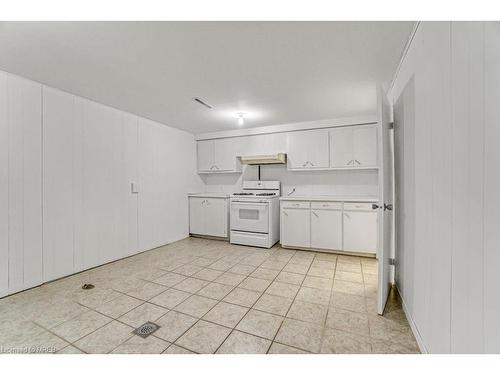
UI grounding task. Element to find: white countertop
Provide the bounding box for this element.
[279,195,379,203]
[188,192,230,198]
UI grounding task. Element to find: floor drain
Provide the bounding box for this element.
[133,322,160,338]
[82,284,95,290]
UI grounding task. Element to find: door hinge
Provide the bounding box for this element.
[389,258,396,266]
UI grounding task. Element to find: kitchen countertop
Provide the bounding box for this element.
[279,195,379,203]
[188,192,230,198]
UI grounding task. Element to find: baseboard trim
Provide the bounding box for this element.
[281,244,376,258]
[396,285,429,354]
[189,234,229,241]
[0,236,192,300]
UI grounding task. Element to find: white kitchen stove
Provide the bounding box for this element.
[229,181,280,248]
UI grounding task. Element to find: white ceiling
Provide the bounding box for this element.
[0,22,414,134]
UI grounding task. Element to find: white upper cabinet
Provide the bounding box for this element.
[197,140,214,172]
[353,126,378,167]
[197,138,241,173]
[214,138,238,171]
[197,123,378,173]
[287,129,330,169]
[330,125,378,168]
[330,127,353,167]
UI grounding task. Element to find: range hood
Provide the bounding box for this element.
[239,153,287,165]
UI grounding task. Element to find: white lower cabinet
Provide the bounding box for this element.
[189,197,205,235]
[343,203,378,253]
[280,200,378,254]
[311,202,343,250]
[189,196,228,238]
[280,201,310,248]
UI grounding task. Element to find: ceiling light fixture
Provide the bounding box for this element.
[236,112,245,126]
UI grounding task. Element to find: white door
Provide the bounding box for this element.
[189,197,205,235]
[343,210,378,253]
[377,86,394,315]
[281,207,310,247]
[353,125,378,167]
[204,198,228,237]
[214,138,236,171]
[230,201,269,234]
[311,208,342,250]
[197,140,214,172]
[330,127,353,167]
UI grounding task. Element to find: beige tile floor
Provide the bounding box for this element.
[0,237,419,354]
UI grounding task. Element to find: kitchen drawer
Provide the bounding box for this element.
[281,201,310,209]
[311,201,343,210]
[344,202,376,211]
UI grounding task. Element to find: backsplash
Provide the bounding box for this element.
[200,164,379,198]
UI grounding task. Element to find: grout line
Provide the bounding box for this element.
[266,251,323,353]
[9,240,406,354]
[30,320,74,353]
[153,248,282,353]
[203,251,284,353]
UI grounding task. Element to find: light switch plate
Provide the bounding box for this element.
[131,182,139,194]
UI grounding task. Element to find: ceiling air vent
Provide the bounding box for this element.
[193,97,213,109]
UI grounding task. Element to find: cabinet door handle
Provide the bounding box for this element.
[347,160,353,166]
[344,212,350,219]
[302,162,307,167]
[355,159,361,165]
[312,211,318,217]
[283,211,288,216]
[309,161,315,167]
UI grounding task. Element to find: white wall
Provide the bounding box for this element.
[138,117,201,251]
[0,72,43,297]
[199,130,379,198]
[389,21,500,354]
[1,71,203,297]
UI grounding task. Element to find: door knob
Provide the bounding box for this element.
[384,203,393,211]
[372,204,380,210]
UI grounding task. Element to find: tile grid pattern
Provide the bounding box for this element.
[0,237,419,354]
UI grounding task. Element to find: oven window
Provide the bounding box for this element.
[239,209,260,220]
